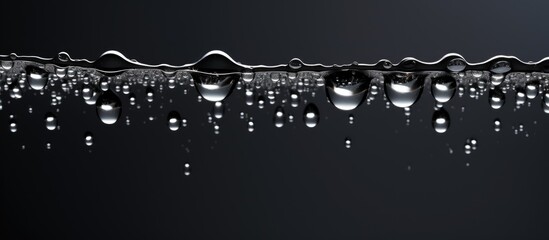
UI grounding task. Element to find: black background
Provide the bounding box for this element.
[2,0,549,239]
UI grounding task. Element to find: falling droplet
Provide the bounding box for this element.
[145,87,154,102]
[26,65,49,90]
[470,138,478,150]
[247,119,254,132]
[96,90,121,125]
[192,72,237,102]
[213,101,224,119]
[9,118,17,133]
[344,138,352,149]
[82,84,101,105]
[490,73,505,86]
[348,114,355,124]
[432,108,450,133]
[167,111,181,131]
[490,60,511,74]
[257,96,266,109]
[44,112,57,131]
[290,90,300,108]
[494,119,502,132]
[46,142,51,150]
[464,143,472,155]
[431,74,456,103]
[384,72,425,108]
[273,106,285,128]
[84,132,94,146]
[184,163,191,176]
[325,70,371,110]
[303,103,320,128]
[447,58,467,72]
[129,93,136,106]
[525,80,539,99]
[489,87,505,109]
[242,70,254,82]
[515,87,526,106]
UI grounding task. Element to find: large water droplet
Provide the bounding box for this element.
[432,108,450,133]
[84,132,94,146]
[45,112,57,130]
[384,72,425,108]
[96,90,121,125]
[303,103,320,128]
[167,111,181,131]
[490,60,511,74]
[325,70,371,111]
[447,58,467,72]
[26,65,49,90]
[431,74,456,103]
[192,72,237,102]
[489,87,505,109]
[274,106,285,128]
[93,50,137,71]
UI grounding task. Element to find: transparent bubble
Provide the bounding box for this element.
[344,138,352,149]
[489,87,505,109]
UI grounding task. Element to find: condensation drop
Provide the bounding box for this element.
[303,103,320,128]
[26,65,49,90]
[146,87,154,102]
[345,138,352,149]
[431,74,456,103]
[84,132,94,146]
[213,101,224,119]
[192,72,237,102]
[490,60,511,74]
[432,108,450,133]
[184,163,191,176]
[167,111,181,131]
[96,90,122,125]
[45,112,57,131]
[489,87,505,109]
[447,58,467,72]
[384,72,425,108]
[325,70,371,110]
[274,106,285,128]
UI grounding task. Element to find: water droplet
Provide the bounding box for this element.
[247,119,255,132]
[96,90,121,125]
[344,138,352,149]
[9,118,17,133]
[290,90,300,108]
[184,163,191,176]
[543,91,549,113]
[274,106,285,128]
[58,52,70,62]
[431,74,457,103]
[470,138,478,150]
[46,142,51,150]
[490,60,511,74]
[325,70,371,110]
[464,143,472,154]
[45,112,57,130]
[146,86,154,102]
[1,60,13,70]
[348,114,355,124]
[384,72,425,108]
[84,132,94,146]
[494,119,502,132]
[489,87,505,109]
[432,108,450,133]
[303,103,320,128]
[26,65,49,90]
[490,73,505,86]
[288,58,303,70]
[242,70,254,82]
[515,87,526,106]
[192,72,237,102]
[525,80,539,99]
[82,84,101,105]
[447,58,467,72]
[167,111,181,131]
[213,101,224,119]
[55,67,67,78]
[257,96,265,109]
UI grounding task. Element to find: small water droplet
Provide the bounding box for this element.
[46,142,51,150]
[184,163,191,176]
[494,119,502,132]
[348,114,355,124]
[84,132,94,146]
[274,106,285,128]
[242,70,254,82]
[303,103,320,128]
[1,60,13,70]
[490,73,505,85]
[45,112,57,130]
[432,108,450,133]
[167,111,181,131]
[489,87,505,109]
[213,101,224,119]
[247,119,255,132]
[146,86,154,102]
[9,118,17,133]
[344,138,352,149]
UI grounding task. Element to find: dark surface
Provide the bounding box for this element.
[2,1,549,239]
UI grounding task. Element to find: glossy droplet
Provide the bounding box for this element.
[46,142,52,150]
[146,87,154,102]
[213,101,224,119]
[525,80,539,99]
[129,93,136,106]
[274,106,285,128]
[289,58,303,70]
[447,58,466,72]
[84,132,94,146]
[55,67,67,78]
[1,60,13,70]
[464,143,472,155]
[490,73,505,86]
[348,114,355,124]
[45,112,57,130]
[82,84,101,105]
[184,163,191,176]
[490,60,511,74]
[494,119,501,132]
[384,72,425,108]
[431,74,457,103]
[26,65,49,90]
[325,70,371,111]
[303,103,320,128]
[100,77,110,91]
[489,87,505,109]
[344,138,352,149]
[432,108,450,133]
[242,70,254,82]
[167,111,181,131]
[247,119,254,132]
[9,118,17,133]
[96,90,121,125]
[290,90,300,108]
[192,72,237,102]
[515,87,526,106]
[543,91,549,113]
